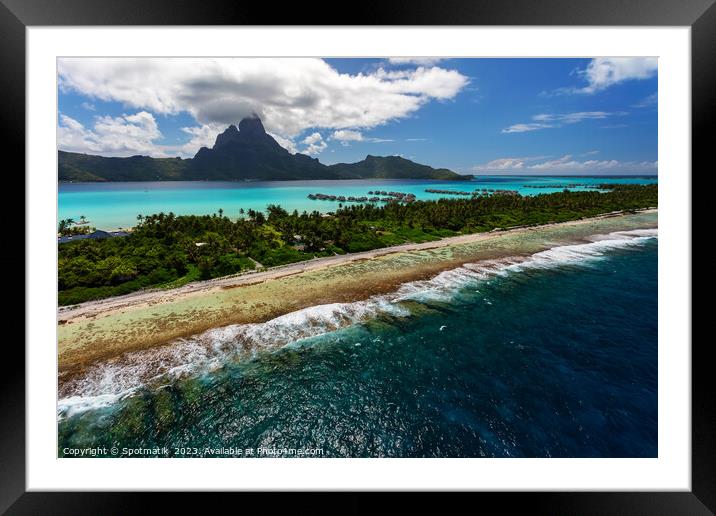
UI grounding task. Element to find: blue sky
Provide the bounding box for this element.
[57,57,657,175]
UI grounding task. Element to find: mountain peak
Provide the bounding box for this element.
[238,115,266,135]
[213,116,269,148]
[214,124,241,148]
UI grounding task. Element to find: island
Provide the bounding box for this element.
[59,184,657,307]
[58,116,471,182]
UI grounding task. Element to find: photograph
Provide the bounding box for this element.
[3,2,707,506]
[55,56,659,459]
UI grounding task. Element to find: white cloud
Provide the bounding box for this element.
[502,123,554,134]
[472,154,657,174]
[331,129,364,145]
[301,132,327,155]
[330,129,393,146]
[502,111,625,133]
[533,111,617,123]
[58,58,469,143]
[268,132,298,154]
[179,124,223,155]
[528,154,657,172]
[372,66,467,99]
[546,58,658,95]
[632,92,658,108]
[58,112,234,158]
[474,158,527,170]
[303,132,323,145]
[81,102,96,111]
[472,155,551,171]
[388,57,445,66]
[58,114,100,152]
[94,111,162,145]
[580,58,657,93]
[58,111,169,157]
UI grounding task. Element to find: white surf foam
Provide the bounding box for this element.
[58,227,656,418]
[512,228,658,270]
[58,297,410,418]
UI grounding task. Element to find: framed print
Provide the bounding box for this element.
[3,0,712,511]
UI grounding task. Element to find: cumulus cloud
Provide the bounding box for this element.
[331,129,364,145]
[546,57,658,95]
[179,125,223,154]
[58,58,469,143]
[58,114,99,152]
[473,154,657,173]
[268,132,298,154]
[301,132,327,155]
[58,111,168,157]
[580,58,657,93]
[58,112,225,158]
[502,111,625,133]
[94,111,161,144]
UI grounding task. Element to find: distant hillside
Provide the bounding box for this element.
[58,116,471,182]
[59,152,189,182]
[329,155,468,181]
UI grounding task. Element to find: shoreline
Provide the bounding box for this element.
[58,209,657,378]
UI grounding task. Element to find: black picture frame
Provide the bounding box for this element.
[3,0,709,512]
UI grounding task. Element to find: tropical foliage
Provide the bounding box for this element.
[58,184,657,305]
[58,217,94,236]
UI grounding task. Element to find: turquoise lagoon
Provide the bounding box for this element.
[58,176,657,231]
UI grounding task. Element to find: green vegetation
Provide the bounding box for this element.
[58,151,190,182]
[329,155,469,181]
[58,217,95,236]
[58,184,657,306]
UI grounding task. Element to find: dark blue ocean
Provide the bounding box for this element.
[58,235,657,458]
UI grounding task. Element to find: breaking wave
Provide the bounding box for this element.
[58,228,657,419]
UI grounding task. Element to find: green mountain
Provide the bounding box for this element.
[58,152,189,182]
[328,155,466,181]
[58,116,471,182]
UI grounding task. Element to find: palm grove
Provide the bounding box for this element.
[58,184,657,305]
